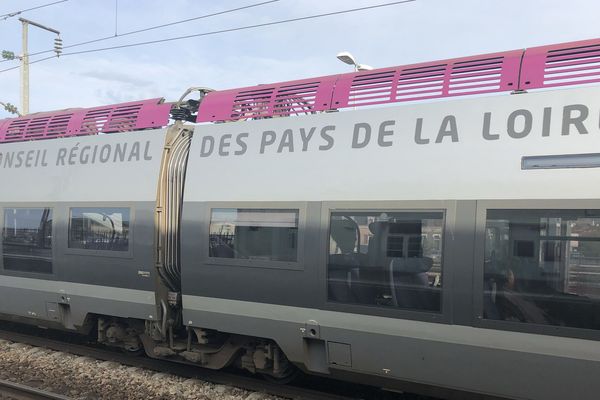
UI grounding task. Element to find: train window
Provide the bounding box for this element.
[328,211,444,312]
[68,208,130,251]
[483,209,600,331]
[209,208,299,262]
[2,208,53,274]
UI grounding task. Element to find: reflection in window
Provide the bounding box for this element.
[209,209,299,262]
[483,209,600,331]
[328,211,444,312]
[2,208,53,273]
[69,208,130,251]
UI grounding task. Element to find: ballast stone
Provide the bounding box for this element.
[0,340,284,399]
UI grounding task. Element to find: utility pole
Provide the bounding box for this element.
[21,19,29,116]
[18,18,61,115]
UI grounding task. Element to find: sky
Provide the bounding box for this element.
[0,0,599,118]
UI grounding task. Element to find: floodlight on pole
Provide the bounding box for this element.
[337,51,357,66]
[336,51,374,72]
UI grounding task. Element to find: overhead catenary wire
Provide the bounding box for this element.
[0,0,282,63]
[0,0,416,74]
[0,0,68,21]
[0,55,55,73]
[107,0,281,41]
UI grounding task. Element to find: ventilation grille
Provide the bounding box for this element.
[229,81,321,120]
[0,98,170,144]
[80,108,111,135]
[348,70,396,106]
[46,114,72,137]
[396,64,446,101]
[519,38,600,89]
[80,102,144,135]
[543,43,600,87]
[273,81,319,117]
[346,55,509,106]
[198,47,523,122]
[3,113,73,142]
[231,87,275,120]
[448,56,504,95]
[4,119,30,142]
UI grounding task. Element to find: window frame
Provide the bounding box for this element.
[202,202,307,271]
[474,199,600,341]
[320,200,455,323]
[0,204,55,275]
[64,204,135,259]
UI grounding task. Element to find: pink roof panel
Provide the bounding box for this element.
[0,98,171,143]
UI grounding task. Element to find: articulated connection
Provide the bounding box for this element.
[151,121,194,346]
[170,87,214,122]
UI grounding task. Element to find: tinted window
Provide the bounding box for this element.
[209,208,299,262]
[483,209,600,331]
[328,211,444,312]
[69,208,130,251]
[2,208,53,273]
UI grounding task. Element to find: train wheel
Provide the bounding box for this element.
[261,364,301,385]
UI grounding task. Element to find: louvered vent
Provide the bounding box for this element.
[45,114,72,137]
[396,64,446,101]
[104,102,144,132]
[79,108,112,135]
[347,70,395,106]
[198,47,522,122]
[231,87,275,120]
[4,119,29,142]
[3,113,73,142]
[79,102,145,135]
[543,43,600,86]
[273,81,319,117]
[0,98,170,144]
[448,56,504,95]
[22,117,50,139]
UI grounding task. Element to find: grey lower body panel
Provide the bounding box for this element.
[182,295,600,400]
[0,275,156,329]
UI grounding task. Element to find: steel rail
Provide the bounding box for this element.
[0,378,73,400]
[0,326,370,400]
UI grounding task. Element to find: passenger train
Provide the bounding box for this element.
[1,37,600,400]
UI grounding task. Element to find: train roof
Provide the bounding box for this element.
[2,37,600,145]
[0,98,170,144]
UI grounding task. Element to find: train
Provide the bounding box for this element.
[1,37,600,400]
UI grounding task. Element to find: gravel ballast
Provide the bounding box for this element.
[0,339,283,400]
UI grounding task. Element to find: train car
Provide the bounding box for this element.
[0,113,167,348]
[2,38,600,400]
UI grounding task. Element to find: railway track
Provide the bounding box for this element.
[0,378,73,400]
[0,324,389,400]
